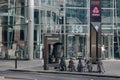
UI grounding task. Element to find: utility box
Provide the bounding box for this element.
[43,34,62,70]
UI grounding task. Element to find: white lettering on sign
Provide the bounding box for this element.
[71,25,83,33]
[92,13,100,16]
[47,38,59,41]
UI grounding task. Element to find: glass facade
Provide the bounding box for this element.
[0,0,27,59]
[0,0,120,60]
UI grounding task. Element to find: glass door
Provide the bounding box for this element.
[66,35,87,59]
[101,35,113,59]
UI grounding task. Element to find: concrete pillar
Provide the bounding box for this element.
[28,0,34,60]
[0,18,2,50]
[0,18,2,43]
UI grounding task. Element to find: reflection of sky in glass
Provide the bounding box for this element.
[66,0,87,7]
[67,17,82,24]
[66,8,87,24]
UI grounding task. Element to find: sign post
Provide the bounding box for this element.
[90,0,101,63]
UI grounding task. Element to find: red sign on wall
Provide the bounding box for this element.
[90,0,101,22]
[93,7,99,14]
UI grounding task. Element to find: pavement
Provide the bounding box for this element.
[0,59,120,78]
[0,75,31,80]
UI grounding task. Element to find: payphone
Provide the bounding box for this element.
[44,34,62,70]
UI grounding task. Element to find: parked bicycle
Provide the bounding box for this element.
[77,58,83,72]
[80,58,93,72]
[86,58,93,72]
[59,57,66,71]
[68,58,76,71]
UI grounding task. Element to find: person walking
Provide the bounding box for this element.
[97,58,105,73]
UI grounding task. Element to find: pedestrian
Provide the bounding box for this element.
[101,45,106,59]
[97,58,105,73]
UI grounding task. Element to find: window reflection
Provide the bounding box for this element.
[66,8,87,24]
[66,0,87,7]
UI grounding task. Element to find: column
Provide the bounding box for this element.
[108,35,111,59]
[0,18,2,53]
[28,0,34,60]
[90,0,101,63]
[14,0,21,41]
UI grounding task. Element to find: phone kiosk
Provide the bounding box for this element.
[44,34,62,70]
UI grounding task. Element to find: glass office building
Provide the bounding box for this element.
[0,0,120,60]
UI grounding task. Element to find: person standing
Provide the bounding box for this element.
[101,45,106,59]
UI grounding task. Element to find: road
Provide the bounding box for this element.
[0,71,120,80]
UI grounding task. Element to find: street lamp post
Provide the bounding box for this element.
[28,0,34,60]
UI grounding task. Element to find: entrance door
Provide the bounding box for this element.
[66,34,86,59]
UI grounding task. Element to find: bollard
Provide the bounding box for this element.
[15,53,19,69]
[15,58,17,69]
